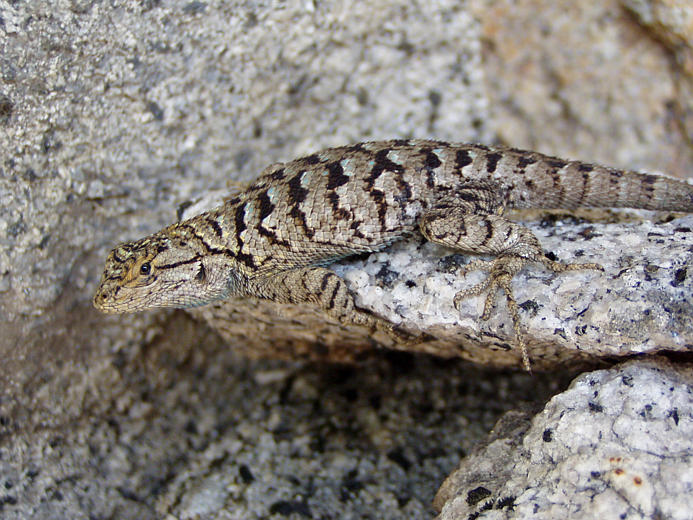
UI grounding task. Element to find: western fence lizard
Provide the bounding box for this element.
[93,140,693,370]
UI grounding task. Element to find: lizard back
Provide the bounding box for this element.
[198,139,692,275]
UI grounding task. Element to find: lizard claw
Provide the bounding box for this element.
[453,258,503,309]
[453,277,491,310]
[539,258,604,274]
[454,255,533,371]
[454,256,526,311]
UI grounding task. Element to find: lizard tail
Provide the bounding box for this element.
[510,158,693,212]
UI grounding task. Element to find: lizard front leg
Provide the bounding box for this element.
[419,196,601,371]
[246,267,410,341]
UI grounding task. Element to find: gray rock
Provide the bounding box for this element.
[0,0,490,433]
[1,0,692,518]
[621,0,693,147]
[468,0,693,174]
[435,358,693,520]
[0,314,576,519]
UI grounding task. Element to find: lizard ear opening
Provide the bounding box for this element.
[195,264,206,282]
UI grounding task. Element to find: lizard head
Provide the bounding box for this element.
[93,225,235,313]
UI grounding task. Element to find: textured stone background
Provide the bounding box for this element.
[1,0,691,518]
[435,358,693,520]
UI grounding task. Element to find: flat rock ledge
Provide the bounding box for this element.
[185,195,693,370]
[434,357,693,520]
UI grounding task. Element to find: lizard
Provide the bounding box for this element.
[93,139,693,370]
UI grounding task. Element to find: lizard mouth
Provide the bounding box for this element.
[92,280,129,313]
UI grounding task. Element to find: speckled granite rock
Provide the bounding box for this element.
[435,358,693,520]
[0,313,576,519]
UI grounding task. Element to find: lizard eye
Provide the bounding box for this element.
[139,262,151,275]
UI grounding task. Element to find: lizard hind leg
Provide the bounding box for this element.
[419,206,602,371]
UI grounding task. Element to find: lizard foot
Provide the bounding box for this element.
[344,307,427,345]
[372,316,434,346]
[454,256,603,372]
[454,256,532,371]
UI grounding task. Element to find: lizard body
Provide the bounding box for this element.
[94,140,693,369]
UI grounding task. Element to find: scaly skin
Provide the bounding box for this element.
[94,140,693,370]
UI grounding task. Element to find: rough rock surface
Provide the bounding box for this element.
[1,0,692,518]
[435,358,693,520]
[1,0,491,427]
[622,0,693,146]
[0,313,577,519]
[469,0,693,173]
